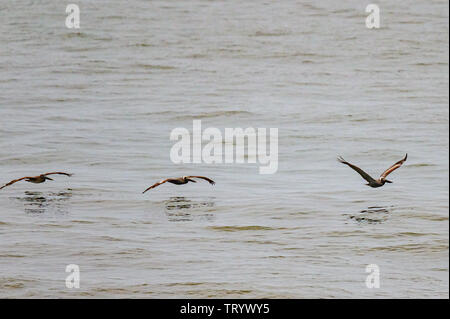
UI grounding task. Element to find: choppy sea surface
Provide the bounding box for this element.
[0,1,448,298]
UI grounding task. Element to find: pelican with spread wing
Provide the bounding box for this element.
[338,154,407,188]
[0,172,73,191]
[143,176,215,194]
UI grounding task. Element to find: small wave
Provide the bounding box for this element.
[133,63,176,70]
[251,30,291,37]
[411,214,448,222]
[70,220,95,224]
[184,53,209,59]
[368,242,448,253]
[173,110,253,120]
[397,232,430,237]
[98,235,124,242]
[408,163,436,167]
[101,15,125,20]
[45,116,96,123]
[40,223,72,228]
[208,225,284,232]
[167,282,205,287]
[0,277,37,290]
[413,62,441,67]
[132,43,154,47]
[62,32,89,39]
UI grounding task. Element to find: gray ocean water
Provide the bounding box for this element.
[0,0,448,298]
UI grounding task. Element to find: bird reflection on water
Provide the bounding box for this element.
[164,197,215,222]
[346,206,392,224]
[12,190,73,214]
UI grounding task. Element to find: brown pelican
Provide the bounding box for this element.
[0,172,73,191]
[143,176,215,194]
[338,154,407,188]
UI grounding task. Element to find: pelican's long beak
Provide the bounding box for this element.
[45,177,54,181]
[187,179,197,183]
[385,180,393,183]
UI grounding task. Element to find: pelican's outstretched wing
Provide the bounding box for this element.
[43,172,73,177]
[186,176,216,185]
[143,179,170,194]
[0,177,30,191]
[380,154,407,179]
[338,156,377,184]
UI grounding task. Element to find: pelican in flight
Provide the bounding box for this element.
[0,172,73,191]
[143,176,215,194]
[338,154,407,188]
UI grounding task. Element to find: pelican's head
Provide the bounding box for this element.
[183,176,196,183]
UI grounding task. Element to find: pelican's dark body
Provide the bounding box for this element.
[366,180,391,188]
[26,175,53,184]
[167,178,194,185]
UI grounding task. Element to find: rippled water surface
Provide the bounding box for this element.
[0,1,448,298]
